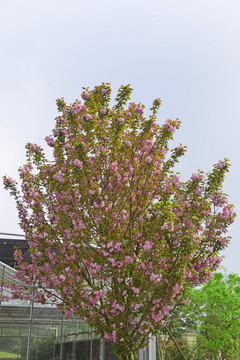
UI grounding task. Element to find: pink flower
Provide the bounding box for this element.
[111,160,118,169]
[100,108,107,115]
[101,89,107,94]
[97,289,106,298]
[85,114,93,120]
[152,313,163,322]
[73,159,83,168]
[53,172,65,183]
[172,175,180,187]
[143,241,153,251]
[107,241,113,249]
[121,209,128,219]
[118,118,125,124]
[53,129,60,136]
[115,242,122,251]
[150,273,162,282]
[191,173,203,181]
[173,284,181,294]
[132,287,140,294]
[125,110,131,118]
[125,256,133,263]
[164,120,176,132]
[3,177,13,186]
[45,136,55,146]
[112,330,117,342]
[220,238,227,246]
[162,305,172,314]
[81,91,91,100]
[146,156,152,163]
[133,303,140,310]
[217,161,224,169]
[99,201,105,208]
[104,332,112,341]
[74,103,82,113]
[125,140,132,147]
[135,106,144,115]
[161,222,168,230]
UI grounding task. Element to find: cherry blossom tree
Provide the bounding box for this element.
[3,84,235,360]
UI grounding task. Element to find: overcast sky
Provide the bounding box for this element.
[0,0,239,274]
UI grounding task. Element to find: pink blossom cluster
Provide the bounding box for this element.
[163,119,177,132]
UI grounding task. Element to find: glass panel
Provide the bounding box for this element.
[0,326,28,359]
[28,325,56,360]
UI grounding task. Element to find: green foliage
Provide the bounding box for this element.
[20,335,55,360]
[0,351,20,359]
[164,338,193,360]
[183,271,240,359]
[31,337,55,360]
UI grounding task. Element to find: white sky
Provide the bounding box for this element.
[0,0,240,273]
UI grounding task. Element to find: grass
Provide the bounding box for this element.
[0,351,20,359]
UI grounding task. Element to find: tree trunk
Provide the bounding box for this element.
[156,334,165,360]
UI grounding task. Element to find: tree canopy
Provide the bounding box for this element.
[184,271,240,360]
[3,84,235,360]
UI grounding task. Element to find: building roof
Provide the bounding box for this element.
[0,238,31,267]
